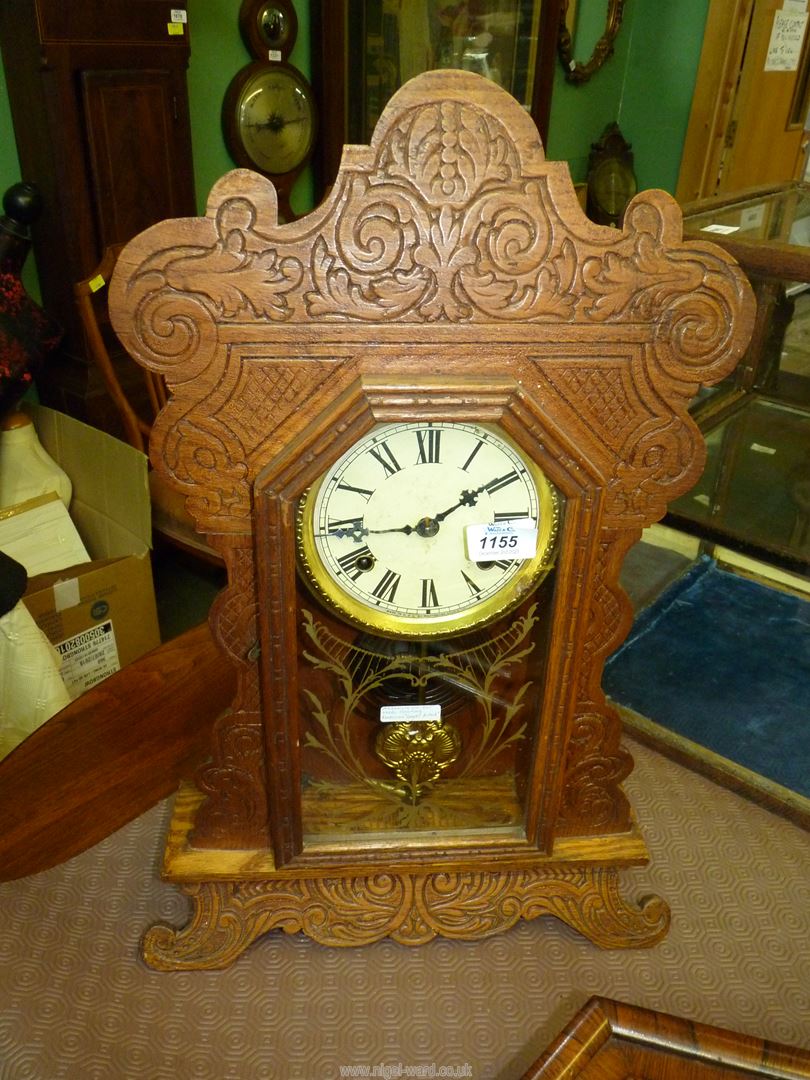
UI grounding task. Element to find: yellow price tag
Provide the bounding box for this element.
[88,275,106,293]
[167,22,184,35]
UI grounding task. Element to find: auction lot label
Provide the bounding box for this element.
[55,620,120,698]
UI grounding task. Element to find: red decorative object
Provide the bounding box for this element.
[0,183,62,419]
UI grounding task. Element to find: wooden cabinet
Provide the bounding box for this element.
[0,0,196,427]
[669,183,810,575]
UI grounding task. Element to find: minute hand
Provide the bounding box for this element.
[431,478,502,524]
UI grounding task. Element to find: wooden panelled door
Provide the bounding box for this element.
[678,0,810,202]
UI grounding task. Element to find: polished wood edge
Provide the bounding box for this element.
[161,782,651,882]
[679,183,805,217]
[682,230,810,283]
[618,707,810,833]
[0,622,233,883]
[520,996,810,1079]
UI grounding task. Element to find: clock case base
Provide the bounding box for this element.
[143,784,670,970]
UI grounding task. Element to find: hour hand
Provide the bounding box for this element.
[320,520,368,542]
[318,519,418,542]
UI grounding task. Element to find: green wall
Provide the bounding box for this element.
[547,0,710,192]
[186,0,314,216]
[0,60,39,300]
[616,0,710,193]
[1,0,709,288]
[0,61,20,193]
[546,1,636,182]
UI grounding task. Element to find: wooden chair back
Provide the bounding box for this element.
[75,244,224,566]
[75,244,168,453]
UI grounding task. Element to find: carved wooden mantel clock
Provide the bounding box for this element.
[110,71,754,971]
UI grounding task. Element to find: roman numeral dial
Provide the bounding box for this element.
[298,421,559,638]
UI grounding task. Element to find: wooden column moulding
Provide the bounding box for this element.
[110,70,755,971]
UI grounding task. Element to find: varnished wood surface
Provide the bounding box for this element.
[0,623,233,883]
[161,782,650,881]
[521,996,810,1079]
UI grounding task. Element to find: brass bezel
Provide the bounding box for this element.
[239,0,298,60]
[296,422,560,639]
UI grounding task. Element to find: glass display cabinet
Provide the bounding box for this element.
[671,183,810,576]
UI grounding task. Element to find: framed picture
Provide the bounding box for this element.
[312,0,563,194]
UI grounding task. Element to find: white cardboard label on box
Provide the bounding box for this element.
[701,223,740,235]
[55,620,120,699]
[53,576,81,612]
[380,704,441,723]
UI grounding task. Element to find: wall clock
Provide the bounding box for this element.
[223,0,316,221]
[297,421,559,639]
[239,0,298,60]
[586,122,637,227]
[110,70,754,970]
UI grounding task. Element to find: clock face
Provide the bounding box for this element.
[225,63,316,177]
[297,422,559,638]
[590,158,637,219]
[239,0,298,59]
[260,6,288,45]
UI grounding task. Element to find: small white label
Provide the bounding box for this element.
[693,493,711,506]
[750,442,777,455]
[701,223,740,234]
[55,620,120,699]
[765,10,808,71]
[380,704,441,723]
[53,576,81,613]
[170,9,187,22]
[466,519,537,562]
[740,204,766,231]
[268,48,282,62]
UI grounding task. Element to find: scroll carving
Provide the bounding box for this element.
[142,867,670,970]
[111,87,752,542]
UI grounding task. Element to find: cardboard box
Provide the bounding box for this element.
[19,406,160,699]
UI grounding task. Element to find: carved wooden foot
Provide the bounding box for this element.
[142,868,670,970]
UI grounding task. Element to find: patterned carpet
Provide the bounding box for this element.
[1,739,808,1079]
